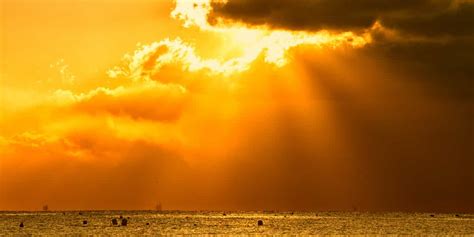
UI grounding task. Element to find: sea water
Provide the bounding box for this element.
[1,211,473,235]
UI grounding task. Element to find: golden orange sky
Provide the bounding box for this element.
[1,0,473,211]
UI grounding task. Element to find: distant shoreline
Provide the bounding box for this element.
[0,210,473,214]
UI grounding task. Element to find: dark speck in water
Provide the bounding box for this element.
[121,218,128,226]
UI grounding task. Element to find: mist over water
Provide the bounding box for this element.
[2,211,473,235]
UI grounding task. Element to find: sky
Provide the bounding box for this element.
[0,0,473,212]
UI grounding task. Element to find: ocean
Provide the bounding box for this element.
[1,211,473,235]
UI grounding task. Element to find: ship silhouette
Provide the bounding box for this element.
[156,202,162,211]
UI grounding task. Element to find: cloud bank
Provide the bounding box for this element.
[210,0,474,39]
[0,0,472,212]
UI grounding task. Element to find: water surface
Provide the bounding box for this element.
[1,211,473,235]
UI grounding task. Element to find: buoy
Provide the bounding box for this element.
[119,215,123,219]
[83,220,88,225]
[121,218,128,226]
[146,223,150,226]
[19,222,24,228]
[112,218,118,225]
[430,214,435,217]
[257,220,263,226]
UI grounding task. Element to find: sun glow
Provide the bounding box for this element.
[106,0,370,78]
[172,0,369,69]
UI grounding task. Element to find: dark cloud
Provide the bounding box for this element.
[382,1,474,38]
[210,0,474,38]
